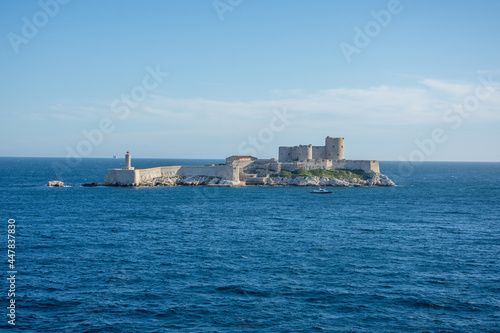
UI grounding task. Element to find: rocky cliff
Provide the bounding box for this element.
[265,172,395,187]
[138,175,239,187]
[133,171,395,187]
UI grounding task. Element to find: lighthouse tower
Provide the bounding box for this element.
[122,151,134,170]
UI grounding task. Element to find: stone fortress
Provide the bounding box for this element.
[277,136,379,173]
[280,136,345,161]
[103,136,389,187]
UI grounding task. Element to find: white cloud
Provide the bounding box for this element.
[420,79,473,96]
[43,78,500,133]
[134,84,453,128]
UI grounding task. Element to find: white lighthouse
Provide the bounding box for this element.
[122,151,134,170]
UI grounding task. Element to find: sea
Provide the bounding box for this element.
[0,157,499,332]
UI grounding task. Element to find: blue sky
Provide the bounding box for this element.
[1,0,500,161]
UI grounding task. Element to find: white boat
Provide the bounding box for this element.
[310,187,332,194]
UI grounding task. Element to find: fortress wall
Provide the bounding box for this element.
[177,165,238,181]
[106,165,238,186]
[132,166,182,184]
[280,146,313,161]
[233,159,255,169]
[369,160,380,173]
[136,165,236,182]
[104,169,139,186]
[311,146,326,160]
[250,159,275,163]
[280,160,332,171]
[243,160,281,176]
[134,167,164,184]
[297,145,307,160]
[281,137,345,162]
[330,160,379,173]
[280,161,311,171]
[289,147,300,161]
[280,161,301,171]
[278,147,292,162]
[303,160,331,170]
[279,160,379,173]
[177,166,217,178]
[159,166,182,177]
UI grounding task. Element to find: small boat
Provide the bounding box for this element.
[310,187,332,194]
[113,155,117,159]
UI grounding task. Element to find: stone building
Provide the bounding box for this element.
[279,136,344,162]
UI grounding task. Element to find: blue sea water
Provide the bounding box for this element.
[1,158,499,332]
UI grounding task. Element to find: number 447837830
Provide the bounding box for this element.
[8,235,15,270]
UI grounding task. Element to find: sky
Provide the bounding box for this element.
[1,0,500,161]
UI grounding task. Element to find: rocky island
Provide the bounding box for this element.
[47,180,65,187]
[102,137,395,187]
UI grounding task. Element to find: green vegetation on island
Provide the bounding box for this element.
[272,168,371,180]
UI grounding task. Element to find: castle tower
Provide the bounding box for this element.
[325,137,345,160]
[297,145,312,161]
[122,151,134,170]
